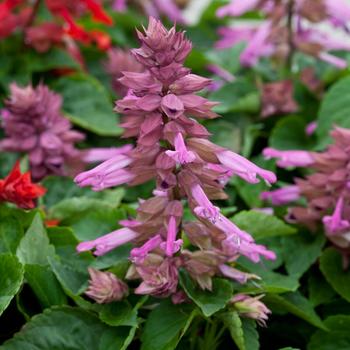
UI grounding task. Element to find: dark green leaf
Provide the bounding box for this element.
[264,292,326,330]
[16,213,55,266]
[308,272,336,307]
[320,247,350,302]
[0,253,24,316]
[141,300,196,350]
[0,216,23,254]
[99,301,138,327]
[308,315,350,350]
[180,272,233,317]
[1,306,136,350]
[54,73,122,136]
[25,264,67,308]
[232,210,296,241]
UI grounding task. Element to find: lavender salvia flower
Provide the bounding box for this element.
[0,83,128,181]
[215,0,350,69]
[262,127,350,266]
[75,18,276,304]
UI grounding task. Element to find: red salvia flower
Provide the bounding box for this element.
[81,0,113,26]
[0,162,46,209]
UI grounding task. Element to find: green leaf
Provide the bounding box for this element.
[53,73,122,136]
[270,115,316,150]
[317,76,350,148]
[0,216,24,254]
[209,79,258,114]
[141,300,196,350]
[264,292,326,330]
[99,301,138,327]
[25,264,67,308]
[1,306,136,350]
[232,210,296,241]
[16,213,55,266]
[0,253,24,316]
[320,247,350,302]
[241,319,259,350]
[221,311,244,350]
[180,272,233,317]
[48,255,89,296]
[308,315,350,350]
[308,272,336,307]
[282,231,326,278]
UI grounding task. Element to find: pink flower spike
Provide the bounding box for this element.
[323,197,350,235]
[216,0,259,17]
[82,145,133,163]
[263,147,314,168]
[161,94,184,119]
[191,184,220,222]
[77,228,139,256]
[165,133,196,165]
[130,234,163,263]
[261,185,300,205]
[217,150,277,185]
[160,216,183,257]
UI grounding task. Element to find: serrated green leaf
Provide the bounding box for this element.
[54,73,122,136]
[320,247,350,302]
[25,264,67,308]
[0,216,23,254]
[0,306,135,350]
[99,301,138,327]
[264,292,326,330]
[308,315,350,350]
[282,231,325,278]
[232,210,296,241]
[141,300,196,350]
[0,253,24,316]
[219,311,245,350]
[16,213,55,266]
[317,76,350,148]
[180,272,233,317]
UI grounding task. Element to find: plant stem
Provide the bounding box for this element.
[286,0,295,72]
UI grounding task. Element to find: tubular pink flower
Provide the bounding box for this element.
[165,133,196,165]
[219,264,260,284]
[216,0,259,17]
[305,121,317,136]
[77,228,139,256]
[261,185,301,205]
[160,216,183,256]
[74,154,134,190]
[323,197,350,235]
[207,64,235,83]
[263,147,314,168]
[191,184,220,222]
[318,52,347,69]
[325,0,350,26]
[130,234,163,263]
[82,145,133,163]
[217,150,277,185]
[215,26,256,49]
[240,22,274,67]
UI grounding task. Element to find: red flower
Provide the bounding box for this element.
[90,30,111,51]
[81,0,113,26]
[0,162,46,209]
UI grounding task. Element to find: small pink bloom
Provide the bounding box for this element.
[166,133,196,165]
[219,264,260,284]
[130,234,163,263]
[191,184,220,222]
[305,121,317,136]
[77,228,138,256]
[85,268,128,303]
[217,150,277,185]
[216,0,259,17]
[74,154,134,191]
[161,94,184,119]
[263,147,314,168]
[261,185,300,205]
[215,26,256,49]
[160,216,183,257]
[207,64,235,83]
[323,197,350,235]
[112,0,127,12]
[82,145,133,163]
[318,52,347,69]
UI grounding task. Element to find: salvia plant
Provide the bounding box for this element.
[2,1,350,349]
